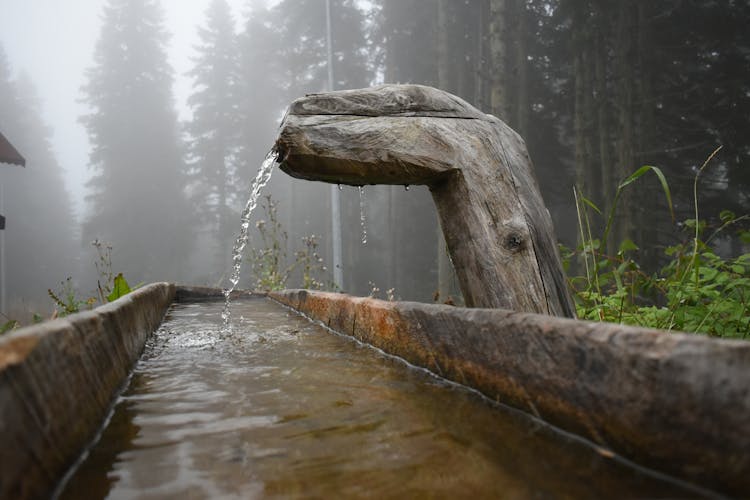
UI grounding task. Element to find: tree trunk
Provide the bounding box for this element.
[573,29,587,194]
[583,40,599,205]
[436,0,454,301]
[383,0,397,83]
[635,3,657,263]
[437,0,451,92]
[593,5,614,251]
[489,0,507,119]
[514,0,529,138]
[474,0,488,110]
[614,2,636,246]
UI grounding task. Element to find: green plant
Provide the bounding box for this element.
[107,273,133,302]
[566,148,749,338]
[90,240,141,301]
[249,195,295,290]
[295,234,329,290]
[1,304,51,335]
[1,311,19,335]
[48,277,96,317]
[47,241,138,318]
[662,242,748,336]
[248,195,331,291]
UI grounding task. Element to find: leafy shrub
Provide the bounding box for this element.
[564,224,749,337]
[565,149,749,338]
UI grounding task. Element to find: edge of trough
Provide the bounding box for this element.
[270,288,750,497]
[0,282,176,499]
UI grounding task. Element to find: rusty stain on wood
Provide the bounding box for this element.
[270,288,750,497]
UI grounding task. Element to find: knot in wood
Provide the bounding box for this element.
[503,232,525,253]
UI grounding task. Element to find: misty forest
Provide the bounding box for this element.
[0,0,748,329]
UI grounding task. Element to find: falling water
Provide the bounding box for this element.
[358,186,367,245]
[222,150,278,330]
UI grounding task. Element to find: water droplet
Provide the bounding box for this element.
[404,185,410,191]
[338,184,343,190]
[359,186,367,245]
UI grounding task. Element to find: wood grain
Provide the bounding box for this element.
[276,84,576,317]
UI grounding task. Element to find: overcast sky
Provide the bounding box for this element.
[0,0,255,220]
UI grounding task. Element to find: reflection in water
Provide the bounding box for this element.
[61,298,706,499]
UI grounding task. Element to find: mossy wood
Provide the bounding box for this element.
[276,84,575,317]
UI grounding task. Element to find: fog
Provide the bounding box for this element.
[1,0,748,322]
[0,0,249,219]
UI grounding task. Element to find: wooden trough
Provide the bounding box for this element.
[271,289,750,497]
[0,285,748,498]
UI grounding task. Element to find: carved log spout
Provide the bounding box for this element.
[276,84,575,318]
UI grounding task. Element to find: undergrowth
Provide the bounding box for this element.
[46,240,138,318]
[1,240,138,334]
[249,195,332,291]
[563,148,750,338]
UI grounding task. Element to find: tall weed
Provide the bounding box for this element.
[249,195,332,291]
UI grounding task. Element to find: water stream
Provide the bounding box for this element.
[59,298,703,499]
[222,150,277,331]
[358,186,367,245]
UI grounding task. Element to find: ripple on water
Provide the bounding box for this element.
[60,298,707,500]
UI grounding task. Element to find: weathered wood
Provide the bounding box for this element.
[0,283,175,499]
[271,289,750,497]
[276,84,575,317]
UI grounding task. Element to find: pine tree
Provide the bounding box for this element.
[81,0,191,283]
[374,0,438,86]
[236,4,286,179]
[0,46,78,313]
[272,0,371,95]
[546,0,750,263]
[186,0,240,273]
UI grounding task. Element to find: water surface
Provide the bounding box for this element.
[61,298,705,499]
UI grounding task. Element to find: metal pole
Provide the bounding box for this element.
[326,0,344,291]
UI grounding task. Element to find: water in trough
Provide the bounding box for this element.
[60,297,702,499]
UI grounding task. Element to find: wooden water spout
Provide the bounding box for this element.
[276,84,575,317]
